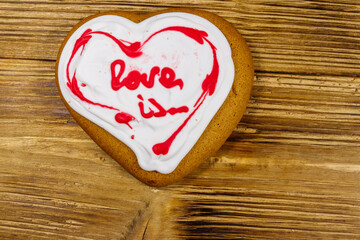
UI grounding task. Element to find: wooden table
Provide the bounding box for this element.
[1,1,360,239]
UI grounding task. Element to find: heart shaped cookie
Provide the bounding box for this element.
[56,9,253,186]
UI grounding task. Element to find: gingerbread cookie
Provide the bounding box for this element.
[56,9,253,186]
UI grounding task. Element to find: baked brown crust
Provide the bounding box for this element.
[55,8,254,187]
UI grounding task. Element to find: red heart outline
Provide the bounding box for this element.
[65,26,219,155]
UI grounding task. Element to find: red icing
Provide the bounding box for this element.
[153,92,208,155]
[81,83,86,87]
[68,71,119,111]
[137,94,144,101]
[66,25,219,156]
[143,26,208,46]
[91,31,142,58]
[110,61,182,91]
[115,112,135,129]
[66,30,121,112]
[151,28,219,155]
[168,106,189,115]
[201,39,218,96]
[131,135,135,139]
[158,67,183,90]
[137,94,189,119]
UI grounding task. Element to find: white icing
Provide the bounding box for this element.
[57,13,234,174]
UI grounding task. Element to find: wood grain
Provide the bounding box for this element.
[1,0,360,239]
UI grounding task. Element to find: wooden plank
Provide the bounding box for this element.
[1,0,360,239]
[0,1,359,74]
[1,55,360,238]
